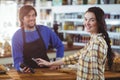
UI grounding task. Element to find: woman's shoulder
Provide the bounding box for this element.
[97,34,105,41]
[96,34,107,46]
[91,34,106,44]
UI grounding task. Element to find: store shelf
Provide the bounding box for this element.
[63,41,86,46]
[56,19,84,22]
[39,20,52,23]
[108,32,120,38]
[53,4,120,51]
[39,6,52,9]
[106,19,120,25]
[52,4,120,13]
[57,19,120,25]
[111,45,120,49]
[35,0,53,28]
[59,30,120,37]
[63,41,120,49]
[35,1,120,51]
[59,30,89,35]
[73,42,86,46]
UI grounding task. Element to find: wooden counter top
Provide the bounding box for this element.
[0,68,120,80]
[0,68,76,80]
[105,71,120,79]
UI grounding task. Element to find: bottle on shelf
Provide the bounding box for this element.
[66,34,73,48]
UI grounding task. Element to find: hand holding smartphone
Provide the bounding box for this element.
[20,63,35,73]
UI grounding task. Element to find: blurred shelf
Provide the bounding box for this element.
[52,4,120,13]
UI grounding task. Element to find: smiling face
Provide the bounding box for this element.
[83,12,98,34]
[22,10,36,30]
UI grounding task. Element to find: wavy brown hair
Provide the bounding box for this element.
[19,5,37,27]
[86,7,114,70]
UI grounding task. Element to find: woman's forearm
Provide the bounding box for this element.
[50,59,64,66]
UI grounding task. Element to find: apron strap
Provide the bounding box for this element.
[36,26,47,51]
[22,26,47,51]
[22,28,26,45]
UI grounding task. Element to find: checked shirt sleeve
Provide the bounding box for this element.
[62,45,87,65]
[62,51,80,65]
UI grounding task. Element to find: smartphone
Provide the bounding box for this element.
[20,63,35,73]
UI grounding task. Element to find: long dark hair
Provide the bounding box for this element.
[86,7,114,70]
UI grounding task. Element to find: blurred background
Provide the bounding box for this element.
[0,0,120,66]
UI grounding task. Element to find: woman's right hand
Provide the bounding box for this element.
[34,58,51,67]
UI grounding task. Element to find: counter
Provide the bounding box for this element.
[105,71,120,80]
[0,68,76,80]
[0,68,120,80]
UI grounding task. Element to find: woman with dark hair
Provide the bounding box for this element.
[87,7,114,70]
[34,7,114,79]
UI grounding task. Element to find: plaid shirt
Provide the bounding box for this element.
[62,34,108,80]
